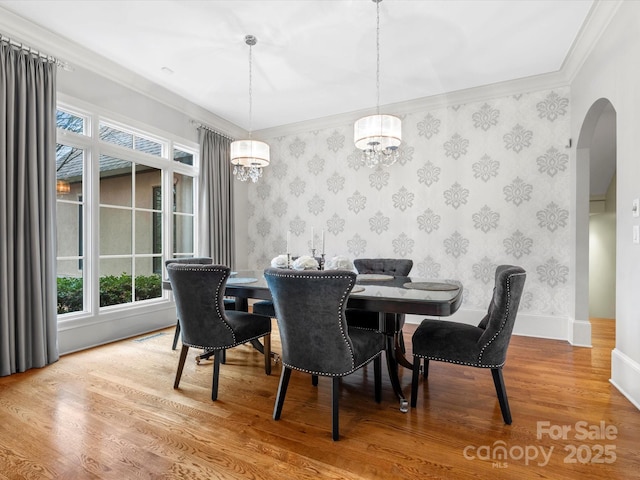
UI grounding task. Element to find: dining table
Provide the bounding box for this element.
[223,269,464,412]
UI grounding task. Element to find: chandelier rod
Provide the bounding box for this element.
[375,0,380,116]
[246,34,255,137]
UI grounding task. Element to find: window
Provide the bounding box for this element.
[56,142,85,314]
[173,147,193,166]
[99,122,163,157]
[55,104,198,316]
[172,173,195,257]
[57,109,86,135]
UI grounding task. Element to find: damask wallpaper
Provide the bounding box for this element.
[247,87,571,317]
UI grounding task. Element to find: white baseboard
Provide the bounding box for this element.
[58,303,176,355]
[568,318,592,347]
[610,348,640,411]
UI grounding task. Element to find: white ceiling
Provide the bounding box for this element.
[0,0,594,131]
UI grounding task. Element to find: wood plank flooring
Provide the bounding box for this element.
[0,318,639,479]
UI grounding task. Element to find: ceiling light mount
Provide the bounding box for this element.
[230,34,270,183]
[354,0,401,168]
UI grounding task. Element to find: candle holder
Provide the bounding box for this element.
[319,253,326,270]
[286,253,291,269]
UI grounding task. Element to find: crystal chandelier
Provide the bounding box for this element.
[354,0,401,168]
[231,35,270,183]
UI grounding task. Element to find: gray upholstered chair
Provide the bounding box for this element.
[252,300,276,317]
[353,258,414,276]
[264,267,385,441]
[410,265,526,424]
[165,257,235,350]
[346,258,413,365]
[167,263,272,401]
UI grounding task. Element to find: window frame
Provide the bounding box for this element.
[55,99,199,323]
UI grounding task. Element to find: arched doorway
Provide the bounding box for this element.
[575,98,617,347]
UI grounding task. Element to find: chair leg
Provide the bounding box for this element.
[174,345,189,389]
[398,331,406,353]
[172,320,181,350]
[312,375,318,386]
[332,376,340,441]
[211,351,221,401]
[411,356,421,408]
[263,333,271,375]
[374,355,382,403]
[491,368,512,425]
[273,367,292,420]
[423,358,429,379]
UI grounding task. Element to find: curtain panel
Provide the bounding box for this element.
[198,129,235,268]
[0,39,59,376]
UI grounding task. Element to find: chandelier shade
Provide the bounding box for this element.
[230,139,270,167]
[354,113,402,151]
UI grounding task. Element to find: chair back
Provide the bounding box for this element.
[264,268,358,375]
[166,263,236,348]
[165,256,212,268]
[354,258,413,276]
[477,265,526,366]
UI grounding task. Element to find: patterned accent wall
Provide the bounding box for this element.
[247,87,571,316]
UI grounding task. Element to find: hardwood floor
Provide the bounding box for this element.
[1,318,638,479]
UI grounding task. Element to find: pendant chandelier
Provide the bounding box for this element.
[354,0,401,168]
[231,35,270,183]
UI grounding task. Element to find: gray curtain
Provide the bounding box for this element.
[198,128,235,268]
[0,39,59,376]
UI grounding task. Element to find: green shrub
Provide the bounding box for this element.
[57,276,83,314]
[57,273,162,313]
[135,274,162,301]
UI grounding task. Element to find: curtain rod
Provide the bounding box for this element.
[190,120,235,141]
[0,33,72,71]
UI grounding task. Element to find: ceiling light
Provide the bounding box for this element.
[56,179,71,195]
[231,35,270,183]
[354,0,401,168]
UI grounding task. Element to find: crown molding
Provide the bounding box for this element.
[0,5,247,139]
[560,0,624,84]
[254,71,570,139]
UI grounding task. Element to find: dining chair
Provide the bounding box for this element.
[165,257,235,350]
[410,265,526,424]
[167,263,272,401]
[264,267,385,441]
[252,300,276,317]
[346,258,413,367]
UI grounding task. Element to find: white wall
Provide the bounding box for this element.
[589,175,616,319]
[570,1,640,409]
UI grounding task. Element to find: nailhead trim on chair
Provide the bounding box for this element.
[417,356,505,369]
[415,270,525,369]
[266,270,360,373]
[168,264,237,344]
[281,351,383,377]
[476,271,525,365]
[184,333,267,352]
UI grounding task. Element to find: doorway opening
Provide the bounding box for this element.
[576,98,617,351]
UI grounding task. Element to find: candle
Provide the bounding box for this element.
[311,227,315,250]
[322,230,325,254]
[286,231,290,254]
